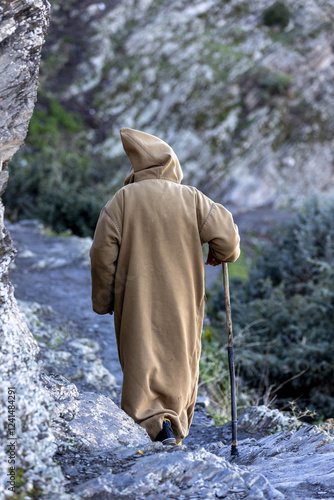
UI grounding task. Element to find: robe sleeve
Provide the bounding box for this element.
[89,194,123,314]
[197,192,240,263]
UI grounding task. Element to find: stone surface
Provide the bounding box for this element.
[0,0,49,173]
[46,377,282,500]
[237,405,303,434]
[61,391,151,452]
[237,427,334,500]
[206,407,334,500]
[0,340,67,498]
[73,447,284,499]
[0,1,73,498]
[18,300,117,393]
[49,387,334,499]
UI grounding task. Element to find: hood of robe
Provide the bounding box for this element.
[120,128,183,186]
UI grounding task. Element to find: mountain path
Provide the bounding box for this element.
[8,211,333,500]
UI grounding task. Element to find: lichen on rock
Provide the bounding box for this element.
[237,404,303,434]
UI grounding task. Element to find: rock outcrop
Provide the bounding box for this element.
[37,0,334,211]
[48,377,284,500]
[207,406,334,500]
[46,374,334,500]
[0,1,71,498]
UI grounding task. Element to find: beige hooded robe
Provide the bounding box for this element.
[90,128,240,443]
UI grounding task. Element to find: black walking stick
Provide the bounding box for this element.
[222,262,239,456]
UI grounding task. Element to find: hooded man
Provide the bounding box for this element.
[90,128,240,445]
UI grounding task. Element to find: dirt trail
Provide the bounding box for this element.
[8,208,287,381]
[8,220,123,385]
[7,208,290,444]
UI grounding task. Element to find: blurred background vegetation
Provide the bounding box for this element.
[203,200,334,422]
[4,92,121,236]
[5,0,334,423]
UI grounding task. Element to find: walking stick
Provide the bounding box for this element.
[222,262,239,456]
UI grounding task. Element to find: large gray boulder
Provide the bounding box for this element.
[73,447,284,499]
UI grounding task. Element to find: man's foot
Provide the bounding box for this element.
[154,418,177,445]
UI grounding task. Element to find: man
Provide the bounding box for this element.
[90,128,240,445]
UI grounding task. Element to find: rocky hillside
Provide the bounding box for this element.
[37,0,334,211]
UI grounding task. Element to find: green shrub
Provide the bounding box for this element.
[262,1,291,29]
[199,329,230,416]
[240,66,294,109]
[5,145,120,237]
[257,68,294,95]
[199,327,252,424]
[207,199,334,419]
[28,97,83,149]
[5,93,125,237]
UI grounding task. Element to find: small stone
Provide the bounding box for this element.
[196,395,210,408]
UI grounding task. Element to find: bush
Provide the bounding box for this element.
[5,146,119,237]
[257,67,294,95]
[28,96,83,149]
[262,1,291,30]
[5,96,123,237]
[199,327,252,424]
[207,199,334,419]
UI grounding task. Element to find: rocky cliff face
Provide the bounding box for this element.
[39,0,334,211]
[0,0,49,303]
[0,1,70,497]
